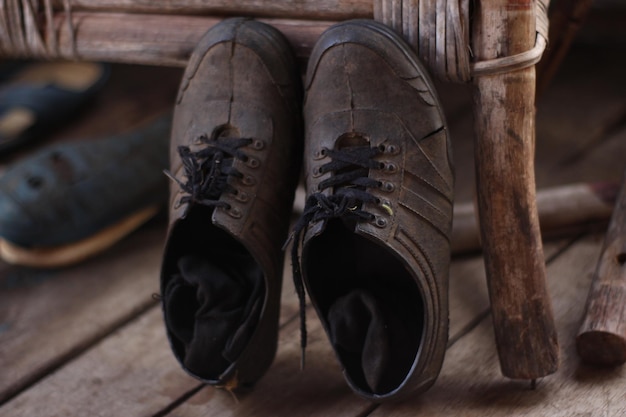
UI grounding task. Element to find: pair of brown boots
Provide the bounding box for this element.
[160,18,454,402]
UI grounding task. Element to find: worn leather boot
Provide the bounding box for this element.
[161,18,302,390]
[290,20,454,401]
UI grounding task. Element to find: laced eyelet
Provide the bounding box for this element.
[386,144,399,154]
[235,191,249,202]
[251,140,265,150]
[246,157,260,168]
[242,175,256,186]
[374,216,388,228]
[380,181,395,192]
[313,148,328,160]
[377,143,400,155]
[228,207,242,218]
[384,163,398,173]
[312,166,324,178]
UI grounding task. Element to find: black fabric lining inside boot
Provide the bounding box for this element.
[306,218,424,395]
[162,206,264,380]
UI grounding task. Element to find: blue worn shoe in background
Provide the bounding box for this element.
[0,61,110,155]
[0,114,171,268]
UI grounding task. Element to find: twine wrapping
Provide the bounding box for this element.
[374,0,550,83]
[0,0,76,59]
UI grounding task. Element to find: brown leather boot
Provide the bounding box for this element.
[290,20,454,401]
[161,18,302,390]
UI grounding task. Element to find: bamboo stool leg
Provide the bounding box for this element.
[471,0,559,379]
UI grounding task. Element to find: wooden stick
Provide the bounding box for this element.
[577,172,626,366]
[471,0,559,379]
[452,181,619,254]
[294,180,618,253]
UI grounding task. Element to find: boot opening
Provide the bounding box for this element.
[305,218,424,395]
[161,205,264,380]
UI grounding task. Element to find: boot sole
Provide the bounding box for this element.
[0,205,159,268]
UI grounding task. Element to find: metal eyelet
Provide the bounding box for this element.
[242,175,256,186]
[380,181,395,192]
[312,166,324,178]
[246,157,260,168]
[378,143,400,155]
[228,207,242,218]
[235,191,249,203]
[313,148,328,160]
[384,163,398,173]
[386,144,399,154]
[251,139,265,150]
[374,216,388,228]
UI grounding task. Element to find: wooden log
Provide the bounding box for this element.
[49,0,372,20]
[452,181,618,254]
[576,172,626,366]
[295,179,617,254]
[471,0,559,379]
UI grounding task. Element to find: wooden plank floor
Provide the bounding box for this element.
[1,13,626,416]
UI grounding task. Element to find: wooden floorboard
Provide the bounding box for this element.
[0,306,201,417]
[0,252,305,417]
[1,8,626,416]
[0,236,599,417]
[171,311,374,417]
[370,233,626,417]
[0,222,165,404]
[164,238,572,417]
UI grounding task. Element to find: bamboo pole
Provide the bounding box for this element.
[471,0,559,379]
[50,0,372,20]
[38,13,333,66]
[577,172,626,367]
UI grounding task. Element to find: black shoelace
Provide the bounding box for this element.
[287,143,385,367]
[165,134,252,210]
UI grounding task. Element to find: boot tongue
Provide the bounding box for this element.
[336,132,369,149]
[212,124,240,139]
